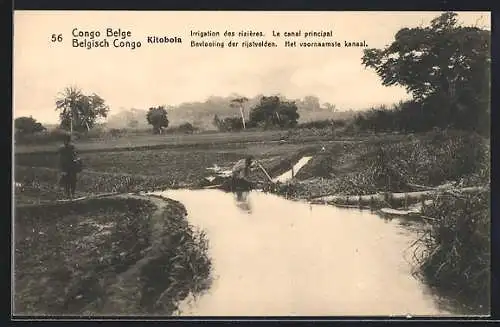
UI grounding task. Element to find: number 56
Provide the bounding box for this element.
[51,34,63,42]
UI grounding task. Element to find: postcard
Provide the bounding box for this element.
[12,10,491,318]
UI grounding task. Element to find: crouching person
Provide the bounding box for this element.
[231,155,255,181]
[230,155,256,196]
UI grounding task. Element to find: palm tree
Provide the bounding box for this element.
[230,97,249,130]
[55,86,83,135]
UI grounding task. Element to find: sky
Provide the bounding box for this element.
[13,11,490,124]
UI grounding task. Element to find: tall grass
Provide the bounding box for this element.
[411,189,490,313]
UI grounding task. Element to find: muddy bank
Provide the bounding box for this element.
[14,194,212,316]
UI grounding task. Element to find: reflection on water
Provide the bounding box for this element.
[155,189,458,317]
[234,191,252,214]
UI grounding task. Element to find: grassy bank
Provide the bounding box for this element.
[14,196,212,316]
[411,189,490,314]
[134,195,211,315]
[269,130,489,199]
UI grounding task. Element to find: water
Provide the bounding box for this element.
[155,189,456,316]
[273,156,313,183]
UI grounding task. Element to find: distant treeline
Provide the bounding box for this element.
[350,100,489,136]
[14,97,489,145]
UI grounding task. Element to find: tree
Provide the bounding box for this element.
[230,97,249,129]
[14,116,46,134]
[55,86,110,133]
[249,96,300,129]
[362,11,490,133]
[146,106,169,134]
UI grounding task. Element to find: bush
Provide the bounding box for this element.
[178,122,196,134]
[15,117,46,135]
[219,117,244,132]
[349,100,489,136]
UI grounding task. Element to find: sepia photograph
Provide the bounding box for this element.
[12,10,491,317]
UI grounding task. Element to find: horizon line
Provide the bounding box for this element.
[13,93,409,124]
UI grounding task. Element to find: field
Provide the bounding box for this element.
[14,129,331,154]
[13,128,491,315]
[14,130,340,204]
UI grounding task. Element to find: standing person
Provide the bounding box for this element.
[58,134,80,199]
